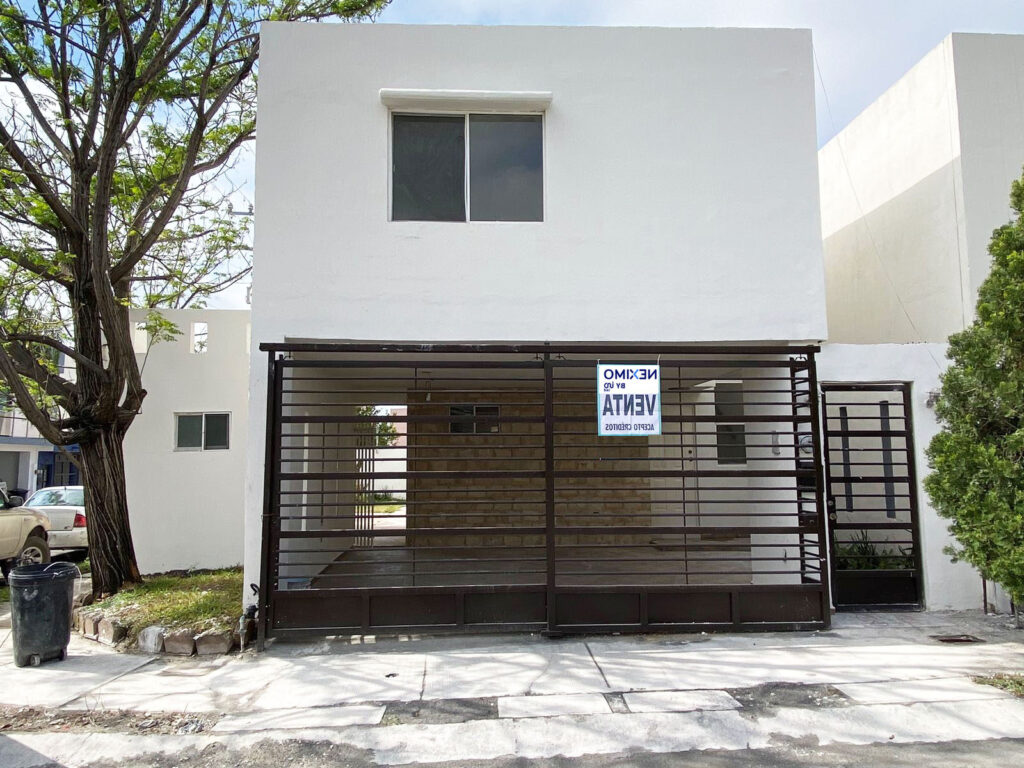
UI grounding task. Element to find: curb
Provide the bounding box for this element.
[72,607,255,657]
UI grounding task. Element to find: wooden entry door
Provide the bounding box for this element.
[821,384,923,610]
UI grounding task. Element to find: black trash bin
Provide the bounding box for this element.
[9,562,78,667]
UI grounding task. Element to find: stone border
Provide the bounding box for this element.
[72,607,254,656]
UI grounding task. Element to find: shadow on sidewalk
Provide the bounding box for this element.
[0,733,68,768]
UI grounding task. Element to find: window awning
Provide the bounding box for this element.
[379,89,552,112]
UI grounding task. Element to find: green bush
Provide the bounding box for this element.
[925,169,1024,607]
[834,530,914,571]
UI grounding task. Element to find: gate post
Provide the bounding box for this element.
[902,384,926,603]
[256,351,280,651]
[806,353,832,628]
[543,351,557,634]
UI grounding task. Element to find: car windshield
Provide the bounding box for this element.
[26,488,84,507]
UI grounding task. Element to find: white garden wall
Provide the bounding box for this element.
[124,309,250,574]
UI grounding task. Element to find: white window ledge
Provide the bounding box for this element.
[380,89,552,113]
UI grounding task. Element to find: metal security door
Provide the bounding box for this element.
[822,384,923,609]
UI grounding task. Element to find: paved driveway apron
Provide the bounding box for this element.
[1,611,1023,767]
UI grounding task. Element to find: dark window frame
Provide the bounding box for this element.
[391,111,544,223]
[175,412,231,451]
[449,404,501,434]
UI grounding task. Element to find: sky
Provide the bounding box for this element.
[379,0,1024,147]
[211,0,1024,307]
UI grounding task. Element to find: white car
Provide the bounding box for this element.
[0,487,50,579]
[23,486,88,556]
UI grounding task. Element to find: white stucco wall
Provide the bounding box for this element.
[245,23,829,597]
[952,33,1024,305]
[818,38,968,344]
[816,343,984,611]
[124,309,250,574]
[0,445,43,495]
[252,23,826,346]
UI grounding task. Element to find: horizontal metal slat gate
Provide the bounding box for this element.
[257,344,830,645]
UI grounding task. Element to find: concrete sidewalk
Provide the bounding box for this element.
[1,609,1023,767]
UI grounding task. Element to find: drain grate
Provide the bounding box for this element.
[930,634,984,643]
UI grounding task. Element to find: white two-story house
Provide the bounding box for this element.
[237,23,1013,644]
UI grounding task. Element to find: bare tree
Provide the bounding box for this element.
[0,0,390,596]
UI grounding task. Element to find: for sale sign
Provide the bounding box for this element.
[597,363,662,436]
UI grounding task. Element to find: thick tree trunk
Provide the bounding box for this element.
[78,424,142,596]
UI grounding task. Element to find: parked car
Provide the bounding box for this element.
[22,486,87,558]
[0,486,50,579]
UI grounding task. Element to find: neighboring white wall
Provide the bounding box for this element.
[816,343,983,611]
[818,37,968,344]
[952,34,1024,305]
[0,446,44,495]
[817,34,1024,613]
[819,33,1024,345]
[124,309,250,574]
[16,448,40,493]
[246,23,829,598]
[371,406,407,498]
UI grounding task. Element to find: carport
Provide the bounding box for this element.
[256,343,829,646]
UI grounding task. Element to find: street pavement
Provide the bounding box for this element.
[1,608,1023,767]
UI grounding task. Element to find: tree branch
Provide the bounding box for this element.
[0,121,82,236]
[111,55,257,283]
[5,332,108,377]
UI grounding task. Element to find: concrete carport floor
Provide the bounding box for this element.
[1,608,1023,768]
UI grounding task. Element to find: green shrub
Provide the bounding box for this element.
[925,169,1024,607]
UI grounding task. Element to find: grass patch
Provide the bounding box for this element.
[375,503,405,514]
[975,674,1024,697]
[87,568,242,643]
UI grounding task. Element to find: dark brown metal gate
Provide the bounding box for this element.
[257,343,830,645]
[822,384,923,610]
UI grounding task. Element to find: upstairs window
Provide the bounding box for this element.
[392,113,543,222]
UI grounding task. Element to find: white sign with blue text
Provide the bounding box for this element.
[597,363,662,436]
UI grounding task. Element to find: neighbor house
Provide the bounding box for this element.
[0,407,57,497]
[1,359,80,500]
[817,33,1024,613]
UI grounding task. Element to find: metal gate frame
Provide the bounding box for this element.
[821,383,924,610]
[257,343,831,646]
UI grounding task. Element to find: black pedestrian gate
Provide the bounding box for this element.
[257,343,830,646]
[821,384,923,609]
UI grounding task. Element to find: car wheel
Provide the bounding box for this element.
[18,536,50,566]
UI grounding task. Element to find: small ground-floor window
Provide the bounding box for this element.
[175,412,230,450]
